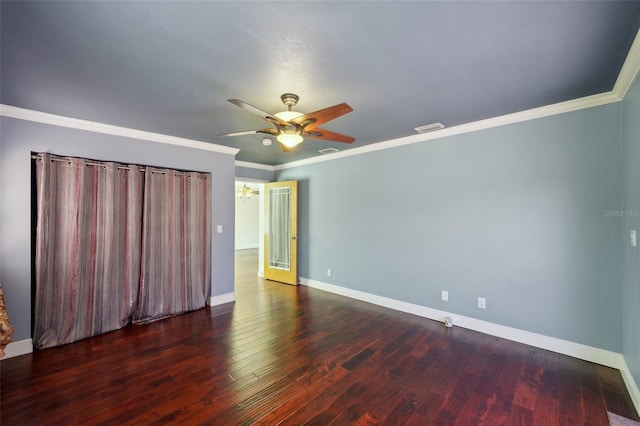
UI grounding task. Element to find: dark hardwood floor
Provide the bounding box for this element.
[1,248,638,425]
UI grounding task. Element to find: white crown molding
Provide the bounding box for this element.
[299,277,639,413]
[235,160,275,171]
[0,104,240,156]
[613,28,640,100]
[275,91,620,171]
[275,28,640,171]
[2,31,638,171]
[208,292,235,306]
[0,339,33,360]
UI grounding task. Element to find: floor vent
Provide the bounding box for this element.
[414,122,445,134]
[318,147,340,154]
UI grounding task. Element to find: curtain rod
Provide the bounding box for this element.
[31,154,209,178]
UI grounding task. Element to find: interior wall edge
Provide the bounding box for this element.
[621,358,640,417]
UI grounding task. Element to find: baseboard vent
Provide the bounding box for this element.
[414,122,445,133]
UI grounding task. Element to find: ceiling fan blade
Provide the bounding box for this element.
[304,127,355,143]
[290,103,353,131]
[228,99,289,127]
[219,128,277,137]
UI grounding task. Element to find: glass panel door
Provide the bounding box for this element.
[269,186,290,270]
[264,181,298,285]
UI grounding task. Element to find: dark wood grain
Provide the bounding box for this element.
[1,248,638,425]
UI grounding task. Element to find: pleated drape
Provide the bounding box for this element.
[34,154,211,349]
[34,154,143,349]
[134,168,211,324]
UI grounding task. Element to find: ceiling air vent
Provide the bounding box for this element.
[318,147,340,154]
[414,122,445,134]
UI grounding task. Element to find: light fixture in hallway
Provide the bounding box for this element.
[238,183,259,201]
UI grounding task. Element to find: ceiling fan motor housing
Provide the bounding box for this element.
[281,93,299,108]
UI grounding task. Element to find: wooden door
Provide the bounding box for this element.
[263,181,298,285]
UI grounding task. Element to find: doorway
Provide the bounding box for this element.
[234,179,299,289]
[234,180,265,288]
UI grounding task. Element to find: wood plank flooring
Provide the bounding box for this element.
[1,248,638,425]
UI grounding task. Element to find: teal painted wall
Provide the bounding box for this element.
[277,104,623,351]
[622,74,640,388]
[0,117,237,341]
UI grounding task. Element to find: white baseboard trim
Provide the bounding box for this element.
[208,292,235,306]
[620,359,640,414]
[300,277,640,414]
[1,339,33,360]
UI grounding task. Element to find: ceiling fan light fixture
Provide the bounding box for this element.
[238,183,258,200]
[274,110,304,121]
[223,94,355,152]
[277,133,303,148]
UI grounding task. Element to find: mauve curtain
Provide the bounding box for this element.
[34,154,143,349]
[133,168,211,324]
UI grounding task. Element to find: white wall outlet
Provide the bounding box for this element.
[217,225,223,234]
[327,268,332,277]
[478,297,486,309]
[631,230,637,247]
[441,290,449,301]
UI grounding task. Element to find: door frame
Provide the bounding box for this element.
[263,180,298,285]
[234,179,267,278]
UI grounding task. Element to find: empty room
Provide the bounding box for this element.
[2,1,640,425]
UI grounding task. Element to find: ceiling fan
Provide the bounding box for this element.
[237,183,259,200]
[220,93,355,152]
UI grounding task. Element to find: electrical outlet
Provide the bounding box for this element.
[441,290,449,301]
[478,297,486,309]
[631,230,637,247]
[327,268,332,277]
